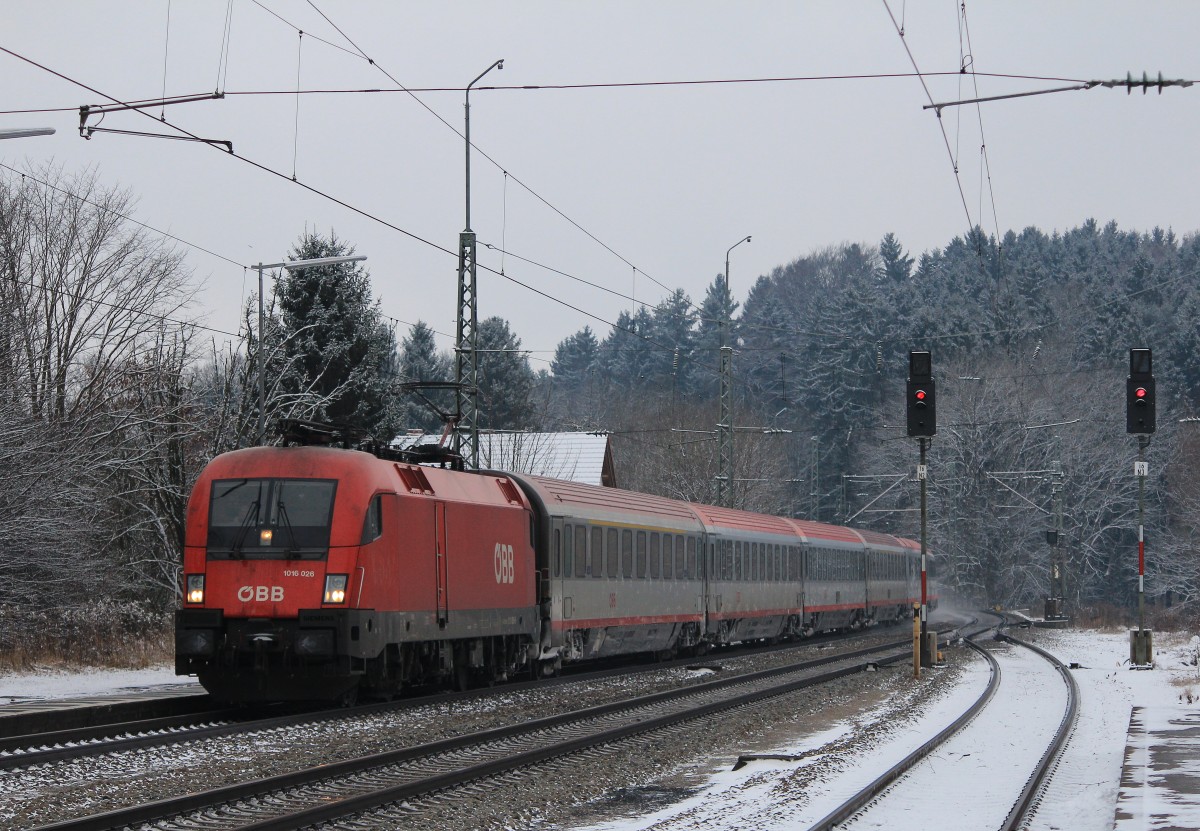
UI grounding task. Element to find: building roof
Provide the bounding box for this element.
[392,431,617,488]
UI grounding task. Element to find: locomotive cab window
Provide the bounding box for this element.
[208,478,336,560]
[361,494,383,544]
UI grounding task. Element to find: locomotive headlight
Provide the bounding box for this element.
[323,574,348,604]
[260,528,274,545]
[185,574,205,604]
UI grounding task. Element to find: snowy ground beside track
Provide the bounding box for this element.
[0,666,196,705]
[568,628,1200,831]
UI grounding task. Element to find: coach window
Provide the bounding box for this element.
[652,533,665,579]
[622,529,634,578]
[606,528,618,577]
[576,526,588,577]
[552,529,561,578]
[675,536,685,579]
[563,525,574,578]
[636,531,647,578]
[686,536,697,580]
[591,527,604,578]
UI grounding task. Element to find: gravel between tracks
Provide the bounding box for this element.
[0,632,951,829]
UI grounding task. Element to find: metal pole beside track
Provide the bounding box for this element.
[1138,435,1148,634]
[919,436,928,659]
[257,262,265,446]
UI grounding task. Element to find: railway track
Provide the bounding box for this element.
[808,623,1079,831]
[23,633,944,831]
[0,625,909,773]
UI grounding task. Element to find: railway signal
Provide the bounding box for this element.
[1127,348,1155,666]
[906,351,936,437]
[905,350,936,673]
[1126,348,1155,434]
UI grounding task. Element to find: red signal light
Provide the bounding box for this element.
[914,389,927,404]
[1135,387,1147,400]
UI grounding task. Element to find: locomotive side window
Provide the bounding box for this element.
[621,530,633,578]
[208,478,336,559]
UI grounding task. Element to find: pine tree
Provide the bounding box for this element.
[477,316,537,429]
[273,230,398,439]
[396,320,452,433]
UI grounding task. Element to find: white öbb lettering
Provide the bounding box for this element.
[238,585,284,602]
[493,543,515,584]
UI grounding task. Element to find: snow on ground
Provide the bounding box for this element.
[571,627,1200,831]
[0,665,196,705]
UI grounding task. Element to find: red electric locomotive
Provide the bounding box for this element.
[176,432,930,703]
[175,445,540,703]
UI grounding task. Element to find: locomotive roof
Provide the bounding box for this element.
[198,446,531,511]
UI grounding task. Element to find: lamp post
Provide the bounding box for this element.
[716,235,751,507]
[455,58,503,470]
[254,254,368,445]
[0,127,55,140]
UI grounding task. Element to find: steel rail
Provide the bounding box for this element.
[996,630,1080,831]
[0,693,212,740]
[805,618,1077,831]
[806,633,1003,831]
[30,639,916,831]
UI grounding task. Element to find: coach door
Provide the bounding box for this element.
[434,501,448,627]
[550,517,571,622]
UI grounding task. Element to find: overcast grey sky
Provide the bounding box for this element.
[3,2,1198,365]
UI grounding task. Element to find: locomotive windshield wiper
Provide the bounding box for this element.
[276,500,300,557]
[230,499,260,559]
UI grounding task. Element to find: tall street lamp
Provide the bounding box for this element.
[254,254,368,445]
[455,58,504,469]
[716,235,751,507]
[0,127,55,140]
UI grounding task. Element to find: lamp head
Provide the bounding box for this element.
[497,59,505,70]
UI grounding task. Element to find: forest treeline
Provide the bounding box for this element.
[2,162,1198,657]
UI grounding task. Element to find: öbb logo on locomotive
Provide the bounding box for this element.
[494,543,515,584]
[237,585,284,602]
